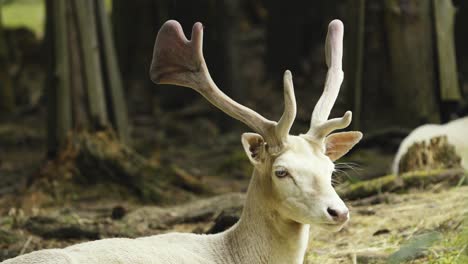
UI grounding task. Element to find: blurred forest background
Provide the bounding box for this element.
[0,0,467,263]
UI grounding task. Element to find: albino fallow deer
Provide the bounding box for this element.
[2,19,362,264]
[393,116,468,174]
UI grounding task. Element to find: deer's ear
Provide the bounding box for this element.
[241,133,266,165]
[325,131,362,161]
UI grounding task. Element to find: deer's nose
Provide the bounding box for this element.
[327,207,349,223]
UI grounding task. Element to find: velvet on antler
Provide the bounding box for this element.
[306,20,352,141]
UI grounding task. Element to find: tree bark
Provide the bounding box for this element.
[454,0,468,90]
[0,3,15,114]
[95,0,129,143]
[45,0,56,156]
[74,0,108,129]
[112,0,161,114]
[265,1,308,78]
[345,0,365,130]
[433,0,461,102]
[52,0,72,149]
[45,0,129,156]
[384,0,440,127]
[67,0,89,131]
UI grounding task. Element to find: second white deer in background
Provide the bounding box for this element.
[392,116,468,174]
[2,19,362,264]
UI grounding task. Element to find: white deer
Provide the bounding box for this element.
[392,116,468,174]
[3,19,362,264]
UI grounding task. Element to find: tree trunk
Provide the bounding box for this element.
[95,0,129,143]
[454,0,468,93]
[45,0,130,156]
[52,0,72,150]
[434,0,461,102]
[384,0,440,127]
[0,3,15,114]
[112,0,161,114]
[345,0,365,130]
[74,0,108,129]
[67,0,89,131]
[45,0,56,156]
[265,1,309,78]
[357,1,393,131]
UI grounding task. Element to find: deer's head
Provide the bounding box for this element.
[150,20,362,230]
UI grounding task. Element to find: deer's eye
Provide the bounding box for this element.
[275,168,289,178]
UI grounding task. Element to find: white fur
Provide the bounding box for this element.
[392,117,468,174]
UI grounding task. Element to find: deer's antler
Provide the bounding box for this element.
[150,20,296,153]
[306,19,351,140]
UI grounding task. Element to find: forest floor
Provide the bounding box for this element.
[0,109,467,264]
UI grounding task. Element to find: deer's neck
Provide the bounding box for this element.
[224,169,310,264]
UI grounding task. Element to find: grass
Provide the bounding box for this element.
[423,219,468,264]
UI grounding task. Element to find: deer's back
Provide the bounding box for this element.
[2,233,229,264]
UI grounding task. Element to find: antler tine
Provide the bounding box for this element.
[307,19,349,139]
[150,20,290,150]
[275,70,297,143]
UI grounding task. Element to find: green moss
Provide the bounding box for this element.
[340,169,467,200]
[0,228,19,244]
[0,216,14,229]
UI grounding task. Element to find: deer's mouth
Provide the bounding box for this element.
[322,222,343,227]
[317,221,347,232]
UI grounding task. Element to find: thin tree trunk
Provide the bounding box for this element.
[455,0,468,88]
[384,0,440,127]
[95,0,129,143]
[345,0,365,130]
[433,0,461,102]
[0,3,15,114]
[358,1,392,131]
[53,0,72,149]
[45,0,56,156]
[74,0,108,129]
[265,1,306,78]
[221,0,243,104]
[112,0,161,114]
[68,0,89,131]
